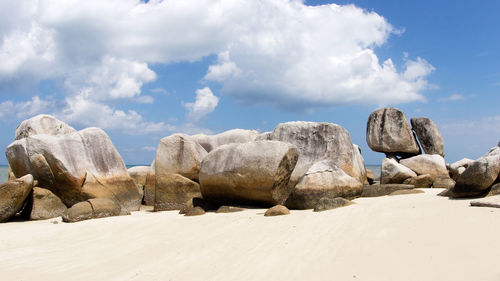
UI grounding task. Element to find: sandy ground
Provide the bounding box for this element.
[1,189,499,281]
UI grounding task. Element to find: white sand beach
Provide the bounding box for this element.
[1,189,499,281]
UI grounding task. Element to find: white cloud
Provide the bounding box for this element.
[0,96,53,119]
[64,56,156,101]
[437,94,465,102]
[184,87,219,122]
[60,95,173,134]
[0,0,435,127]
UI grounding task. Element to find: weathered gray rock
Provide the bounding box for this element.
[482,146,500,158]
[448,158,474,180]
[127,166,149,200]
[470,195,500,208]
[269,121,361,186]
[62,198,122,223]
[192,129,259,152]
[410,117,445,157]
[403,174,433,188]
[62,201,93,223]
[255,131,272,141]
[127,166,151,187]
[6,127,141,213]
[185,206,205,216]
[286,160,363,210]
[179,197,218,214]
[7,165,15,181]
[143,172,156,206]
[216,206,245,213]
[155,134,207,181]
[15,114,76,140]
[433,177,456,189]
[127,165,155,205]
[313,197,353,212]
[89,198,123,218]
[28,187,67,220]
[154,173,201,211]
[0,175,34,222]
[366,107,420,155]
[200,141,298,206]
[361,184,414,197]
[450,156,500,197]
[381,157,417,184]
[264,205,290,216]
[366,169,375,185]
[486,183,500,197]
[389,189,424,196]
[400,154,449,179]
[352,144,368,185]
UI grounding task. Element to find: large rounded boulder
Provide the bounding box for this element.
[199,141,299,206]
[6,127,141,213]
[268,121,363,186]
[366,107,420,155]
[15,114,76,140]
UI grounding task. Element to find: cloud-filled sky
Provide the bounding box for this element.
[0,0,499,165]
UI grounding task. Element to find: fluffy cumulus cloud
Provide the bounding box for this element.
[0,96,53,119]
[184,87,219,122]
[0,0,435,131]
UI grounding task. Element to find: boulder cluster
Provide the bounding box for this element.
[1,108,499,223]
[366,107,500,198]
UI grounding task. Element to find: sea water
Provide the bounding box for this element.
[365,165,381,179]
[0,165,381,183]
[0,165,8,183]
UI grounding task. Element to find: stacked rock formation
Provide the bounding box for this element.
[366,107,452,190]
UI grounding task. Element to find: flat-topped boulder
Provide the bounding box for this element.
[268,121,363,186]
[6,127,141,213]
[15,114,76,140]
[410,117,445,157]
[286,160,363,210]
[199,141,298,206]
[380,157,417,184]
[361,183,414,197]
[0,175,34,222]
[191,129,259,152]
[399,154,449,179]
[366,107,420,155]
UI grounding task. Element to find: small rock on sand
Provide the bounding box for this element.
[264,205,290,216]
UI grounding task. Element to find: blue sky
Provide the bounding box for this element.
[0,0,499,165]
